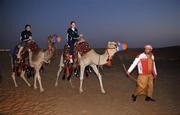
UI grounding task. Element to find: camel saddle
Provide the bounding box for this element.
[63,41,91,63]
[12,40,39,74]
[76,41,91,56]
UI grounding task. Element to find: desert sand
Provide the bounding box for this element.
[0,47,180,115]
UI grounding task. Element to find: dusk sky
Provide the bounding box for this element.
[0,0,180,49]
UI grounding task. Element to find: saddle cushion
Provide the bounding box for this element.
[63,42,91,64]
[12,41,39,74]
[76,42,91,56]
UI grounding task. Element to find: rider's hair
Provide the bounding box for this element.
[70,21,76,25]
[25,24,31,29]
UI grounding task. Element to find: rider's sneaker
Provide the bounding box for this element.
[70,59,73,64]
[69,55,73,64]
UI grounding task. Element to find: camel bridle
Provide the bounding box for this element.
[98,42,119,66]
[48,36,56,54]
[106,42,119,62]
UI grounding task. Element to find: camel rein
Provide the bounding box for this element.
[97,46,118,66]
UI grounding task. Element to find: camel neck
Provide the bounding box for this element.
[44,48,54,61]
[97,49,109,65]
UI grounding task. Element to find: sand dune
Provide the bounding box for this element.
[0,47,180,115]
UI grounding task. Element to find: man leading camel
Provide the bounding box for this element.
[127,45,157,102]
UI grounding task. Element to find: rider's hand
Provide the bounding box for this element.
[29,36,32,40]
[17,54,21,59]
[79,34,83,37]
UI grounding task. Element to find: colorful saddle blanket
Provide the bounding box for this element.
[12,40,39,74]
[76,42,91,56]
[63,41,91,62]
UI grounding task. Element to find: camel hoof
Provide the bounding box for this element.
[34,86,37,90]
[40,89,44,93]
[15,85,18,88]
[79,89,84,94]
[28,84,31,87]
[101,90,106,94]
[55,82,58,87]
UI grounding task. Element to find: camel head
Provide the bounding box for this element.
[105,41,119,66]
[47,34,58,53]
[106,41,119,58]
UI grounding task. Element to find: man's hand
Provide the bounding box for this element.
[154,75,156,79]
[126,71,130,77]
[153,75,157,81]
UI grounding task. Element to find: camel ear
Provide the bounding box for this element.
[108,41,111,45]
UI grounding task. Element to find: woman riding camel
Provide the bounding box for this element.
[17,24,32,59]
[67,21,82,63]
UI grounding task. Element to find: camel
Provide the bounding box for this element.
[54,42,81,88]
[55,37,120,94]
[11,35,57,92]
[79,41,119,94]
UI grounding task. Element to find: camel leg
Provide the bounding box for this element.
[36,69,44,92]
[34,71,38,90]
[79,65,85,93]
[55,54,64,87]
[55,66,63,87]
[20,71,31,87]
[91,64,106,94]
[69,79,75,89]
[11,72,18,87]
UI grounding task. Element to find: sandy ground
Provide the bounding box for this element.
[0,47,180,115]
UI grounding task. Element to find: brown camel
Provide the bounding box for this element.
[11,35,57,92]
